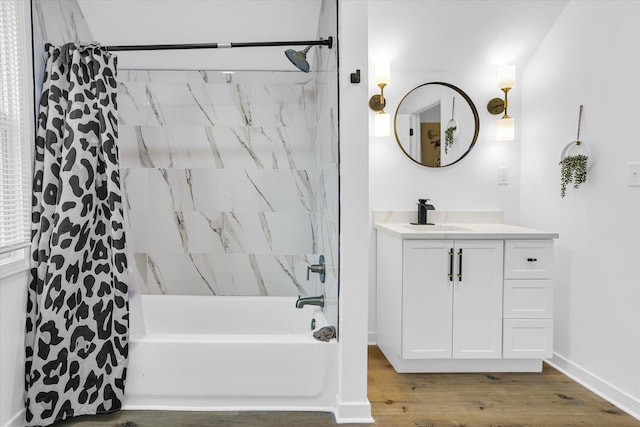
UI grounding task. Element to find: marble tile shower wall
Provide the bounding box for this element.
[32,0,339,304]
[118,70,321,297]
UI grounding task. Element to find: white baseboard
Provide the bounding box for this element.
[2,409,25,427]
[368,331,376,345]
[334,399,373,424]
[547,352,640,421]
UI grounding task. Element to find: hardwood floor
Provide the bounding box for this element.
[367,346,639,426]
[55,346,640,426]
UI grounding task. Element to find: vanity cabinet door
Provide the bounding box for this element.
[402,239,503,360]
[402,240,454,359]
[452,240,504,359]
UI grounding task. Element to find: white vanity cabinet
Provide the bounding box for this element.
[375,222,557,374]
[402,239,503,360]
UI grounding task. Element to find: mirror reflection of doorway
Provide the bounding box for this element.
[420,122,440,166]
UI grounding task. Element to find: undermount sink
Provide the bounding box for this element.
[401,224,470,232]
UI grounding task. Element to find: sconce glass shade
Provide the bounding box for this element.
[496,116,515,141]
[374,62,390,86]
[498,65,516,90]
[374,112,391,137]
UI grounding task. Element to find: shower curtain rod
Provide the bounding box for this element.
[104,37,333,52]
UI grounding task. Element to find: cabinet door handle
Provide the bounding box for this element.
[448,249,454,282]
[527,257,538,262]
[457,249,463,282]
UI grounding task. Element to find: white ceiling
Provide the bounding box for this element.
[368,0,569,73]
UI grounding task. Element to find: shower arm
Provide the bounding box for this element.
[103,37,333,52]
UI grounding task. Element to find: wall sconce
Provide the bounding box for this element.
[374,112,391,137]
[487,65,515,141]
[370,62,390,136]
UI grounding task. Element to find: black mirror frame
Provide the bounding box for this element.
[393,81,480,168]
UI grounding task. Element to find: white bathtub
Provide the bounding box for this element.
[123,295,338,412]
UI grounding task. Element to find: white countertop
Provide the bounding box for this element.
[374,222,558,240]
[373,210,558,240]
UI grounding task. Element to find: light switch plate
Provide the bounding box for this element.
[498,167,509,185]
[629,163,640,187]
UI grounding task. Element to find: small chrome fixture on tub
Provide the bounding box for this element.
[296,295,325,309]
[307,255,326,283]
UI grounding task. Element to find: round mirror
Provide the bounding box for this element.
[394,82,479,167]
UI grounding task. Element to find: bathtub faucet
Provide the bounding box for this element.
[296,295,325,309]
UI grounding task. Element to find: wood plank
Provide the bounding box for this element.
[367,345,639,426]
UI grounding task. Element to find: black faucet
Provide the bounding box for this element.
[416,199,435,225]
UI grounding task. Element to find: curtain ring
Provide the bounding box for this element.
[60,42,75,64]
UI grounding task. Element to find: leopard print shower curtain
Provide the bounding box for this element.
[25,43,128,426]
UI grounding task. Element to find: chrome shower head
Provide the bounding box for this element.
[285,45,312,73]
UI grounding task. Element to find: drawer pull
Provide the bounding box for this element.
[527,258,538,262]
[457,249,463,282]
[448,249,454,282]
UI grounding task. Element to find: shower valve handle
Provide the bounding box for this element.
[307,255,326,283]
[307,264,325,278]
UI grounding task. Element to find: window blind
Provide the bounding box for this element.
[0,0,31,256]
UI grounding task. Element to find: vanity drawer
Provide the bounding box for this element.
[503,280,553,319]
[504,240,554,279]
[503,319,553,359]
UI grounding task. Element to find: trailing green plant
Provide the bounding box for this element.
[559,154,588,197]
[444,125,456,154]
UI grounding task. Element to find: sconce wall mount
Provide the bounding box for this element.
[487,87,510,116]
[369,84,387,112]
[487,65,516,141]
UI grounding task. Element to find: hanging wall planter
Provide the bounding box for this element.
[559,154,588,197]
[559,105,593,197]
[444,96,458,154]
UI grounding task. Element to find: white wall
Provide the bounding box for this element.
[521,0,640,418]
[369,77,522,219]
[336,0,373,422]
